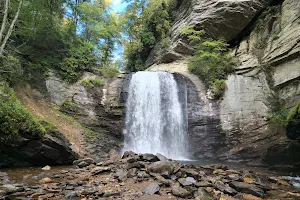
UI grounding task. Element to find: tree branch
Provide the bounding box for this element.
[0,0,9,43]
[0,0,23,57]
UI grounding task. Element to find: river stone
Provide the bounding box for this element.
[139,194,170,200]
[143,182,160,195]
[171,183,192,198]
[194,188,216,200]
[114,169,127,181]
[147,161,174,175]
[122,151,138,159]
[77,161,89,168]
[140,154,159,162]
[178,177,196,186]
[81,189,97,195]
[42,165,51,171]
[39,177,53,184]
[215,181,237,195]
[0,189,6,196]
[73,158,94,166]
[230,181,264,197]
[0,184,18,194]
[156,153,169,162]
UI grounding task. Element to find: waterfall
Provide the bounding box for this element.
[123,71,189,160]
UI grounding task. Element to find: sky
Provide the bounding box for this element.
[111,0,128,61]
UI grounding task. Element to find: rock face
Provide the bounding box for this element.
[220,0,300,166]
[46,72,128,160]
[147,0,300,168]
[146,0,273,66]
[0,131,77,168]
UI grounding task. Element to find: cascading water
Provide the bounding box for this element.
[123,71,189,160]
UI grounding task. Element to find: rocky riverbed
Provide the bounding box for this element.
[1,151,300,200]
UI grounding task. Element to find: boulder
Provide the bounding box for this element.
[194,188,216,200]
[171,183,193,198]
[215,181,237,195]
[42,165,51,171]
[147,161,174,175]
[143,182,160,195]
[178,177,197,186]
[140,154,159,162]
[230,181,264,197]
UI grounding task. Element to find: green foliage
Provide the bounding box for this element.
[80,77,104,88]
[181,26,235,99]
[123,0,176,71]
[267,94,289,136]
[0,83,45,144]
[0,56,23,83]
[98,66,119,78]
[60,40,97,82]
[61,99,77,111]
[286,101,300,140]
[210,79,227,99]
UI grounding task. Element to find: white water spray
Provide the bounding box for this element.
[123,71,188,160]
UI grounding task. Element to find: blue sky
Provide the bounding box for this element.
[111,0,128,61]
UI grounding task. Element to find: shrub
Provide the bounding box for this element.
[286,101,300,140]
[98,67,119,78]
[181,26,235,99]
[61,99,77,112]
[210,79,227,99]
[80,77,104,88]
[0,83,45,144]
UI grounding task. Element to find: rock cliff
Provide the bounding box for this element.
[147,0,300,168]
[45,72,127,160]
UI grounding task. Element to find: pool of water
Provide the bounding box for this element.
[1,165,72,186]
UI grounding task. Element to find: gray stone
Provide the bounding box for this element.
[140,154,159,162]
[143,182,160,195]
[194,188,216,200]
[215,181,237,195]
[171,183,192,198]
[0,184,20,194]
[178,177,196,186]
[147,161,174,175]
[77,161,89,168]
[229,181,264,197]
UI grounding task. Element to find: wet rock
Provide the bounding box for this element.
[215,181,237,195]
[140,154,159,162]
[77,161,89,168]
[194,188,216,200]
[235,193,263,200]
[81,189,97,195]
[156,153,169,162]
[73,158,94,166]
[122,151,138,159]
[196,181,212,187]
[103,191,121,197]
[39,177,53,184]
[178,177,196,186]
[147,161,174,175]
[91,167,110,176]
[179,168,199,179]
[143,182,160,195]
[0,184,21,194]
[42,165,51,171]
[137,171,149,178]
[139,194,170,200]
[171,183,192,198]
[109,149,121,161]
[220,194,238,200]
[114,169,127,181]
[230,181,264,197]
[0,189,6,196]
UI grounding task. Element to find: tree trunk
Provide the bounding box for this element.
[0,0,9,43]
[0,0,23,57]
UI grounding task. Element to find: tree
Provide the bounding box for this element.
[0,0,23,57]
